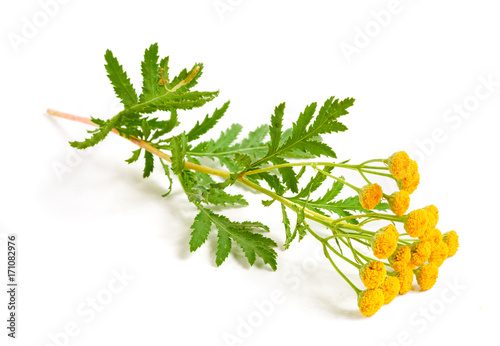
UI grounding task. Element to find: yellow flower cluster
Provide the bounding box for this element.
[385,151,420,194]
[355,152,459,317]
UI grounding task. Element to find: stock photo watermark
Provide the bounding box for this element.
[6,0,72,53]
[212,0,244,21]
[51,146,94,181]
[6,234,18,339]
[222,289,285,346]
[49,99,121,181]
[409,74,499,164]
[339,0,415,64]
[43,267,133,346]
[221,245,325,345]
[379,278,466,346]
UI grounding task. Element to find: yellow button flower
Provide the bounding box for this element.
[443,231,459,257]
[359,183,383,210]
[372,225,399,259]
[380,276,400,304]
[388,190,411,216]
[358,288,385,317]
[359,261,387,289]
[386,151,410,179]
[415,263,439,291]
[404,209,429,238]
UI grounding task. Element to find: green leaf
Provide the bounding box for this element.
[318,179,345,203]
[216,225,232,266]
[194,207,277,270]
[128,90,219,114]
[139,43,160,102]
[271,157,298,193]
[70,114,120,149]
[104,50,138,108]
[187,101,230,142]
[125,149,141,164]
[143,151,154,178]
[250,97,353,168]
[189,211,212,252]
[282,204,292,249]
[232,221,270,232]
[294,166,333,198]
[159,158,173,197]
[238,125,269,151]
[206,189,248,207]
[234,153,252,168]
[171,133,187,175]
[268,103,285,155]
[151,110,179,140]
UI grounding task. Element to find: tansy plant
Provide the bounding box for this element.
[47,44,459,317]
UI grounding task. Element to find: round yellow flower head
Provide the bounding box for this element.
[410,240,432,266]
[415,263,439,291]
[418,225,433,242]
[429,241,449,267]
[428,228,443,252]
[358,288,385,317]
[404,209,429,238]
[388,190,410,216]
[424,205,439,227]
[380,276,400,304]
[394,267,414,295]
[389,245,411,272]
[443,231,459,257]
[386,151,410,179]
[359,261,387,289]
[397,160,420,194]
[359,183,383,210]
[372,225,399,259]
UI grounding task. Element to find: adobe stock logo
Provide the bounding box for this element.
[410,74,499,165]
[339,0,414,64]
[212,0,244,21]
[7,0,72,54]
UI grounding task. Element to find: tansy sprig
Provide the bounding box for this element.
[47,44,459,317]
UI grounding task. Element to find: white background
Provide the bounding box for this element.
[1,0,499,345]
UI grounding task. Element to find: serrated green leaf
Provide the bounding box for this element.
[282,204,292,249]
[250,97,353,168]
[143,151,154,178]
[125,149,141,164]
[268,103,285,155]
[206,189,248,206]
[171,133,187,175]
[232,221,270,232]
[159,158,173,197]
[294,166,333,199]
[187,101,230,142]
[238,125,269,150]
[234,153,252,167]
[104,50,138,108]
[139,43,160,102]
[70,114,120,149]
[272,157,298,193]
[151,110,179,140]
[215,225,232,266]
[128,90,219,114]
[195,207,277,270]
[189,210,212,252]
[316,178,345,203]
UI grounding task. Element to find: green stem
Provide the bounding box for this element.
[323,245,361,294]
[242,161,388,177]
[313,166,360,192]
